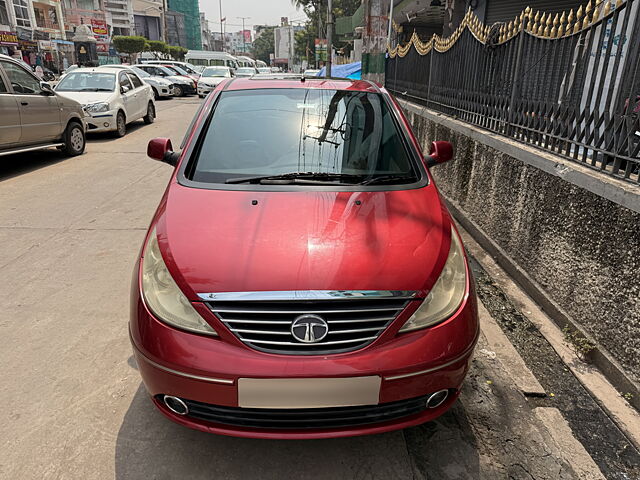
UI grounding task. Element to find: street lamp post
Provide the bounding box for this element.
[237,16,250,53]
[219,0,225,51]
[326,0,333,77]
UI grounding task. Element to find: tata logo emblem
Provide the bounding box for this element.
[291,314,329,343]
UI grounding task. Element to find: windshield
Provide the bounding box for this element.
[258,67,271,73]
[131,66,150,78]
[188,89,417,185]
[166,65,189,75]
[236,68,255,75]
[202,67,230,77]
[56,72,116,92]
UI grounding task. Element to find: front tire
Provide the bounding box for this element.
[174,85,184,97]
[153,87,159,100]
[114,111,126,137]
[62,122,85,156]
[143,102,156,124]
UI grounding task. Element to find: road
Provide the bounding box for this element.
[0,97,603,480]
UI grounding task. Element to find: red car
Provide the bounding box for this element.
[131,77,479,439]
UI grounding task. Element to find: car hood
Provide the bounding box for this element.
[143,77,170,86]
[55,91,115,105]
[166,75,190,84]
[155,184,452,300]
[199,77,226,86]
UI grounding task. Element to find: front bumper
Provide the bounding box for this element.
[156,85,173,97]
[130,277,479,439]
[175,83,196,95]
[84,111,117,133]
[198,84,218,96]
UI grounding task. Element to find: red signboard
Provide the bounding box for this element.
[0,31,19,46]
[91,19,108,40]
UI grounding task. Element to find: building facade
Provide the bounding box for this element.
[133,0,163,41]
[167,0,200,50]
[165,8,185,47]
[104,0,133,36]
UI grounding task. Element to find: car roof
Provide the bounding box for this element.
[68,67,121,74]
[224,77,380,93]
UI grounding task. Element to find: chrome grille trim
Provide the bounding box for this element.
[205,291,417,355]
[209,307,406,314]
[198,290,419,302]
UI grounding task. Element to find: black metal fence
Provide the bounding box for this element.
[386,1,640,184]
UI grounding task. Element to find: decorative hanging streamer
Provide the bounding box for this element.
[388,0,619,57]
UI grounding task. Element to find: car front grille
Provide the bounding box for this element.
[206,295,415,355]
[174,395,429,430]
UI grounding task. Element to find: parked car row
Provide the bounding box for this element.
[0,54,158,158]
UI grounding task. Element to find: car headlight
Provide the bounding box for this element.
[400,226,467,332]
[84,102,109,113]
[141,229,217,336]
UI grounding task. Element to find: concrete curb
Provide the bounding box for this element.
[477,302,546,398]
[455,213,640,452]
[534,407,606,480]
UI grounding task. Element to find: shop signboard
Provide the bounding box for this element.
[91,19,109,42]
[315,38,327,62]
[19,40,38,51]
[0,31,19,46]
[38,40,54,51]
[96,43,109,53]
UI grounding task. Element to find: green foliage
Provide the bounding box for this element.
[147,40,169,54]
[251,27,276,64]
[168,45,188,61]
[562,326,596,361]
[291,0,362,64]
[112,35,147,55]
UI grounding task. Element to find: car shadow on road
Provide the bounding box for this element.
[0,148,69,182]
[87,121,148,145]
[114,384,481,480]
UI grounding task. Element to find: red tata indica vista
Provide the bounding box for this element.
[130,77,479,439]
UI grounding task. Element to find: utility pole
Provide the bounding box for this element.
[219,0,225,51]
[326,0,333,77]
[162,0,168,44]
[237,16,250,53]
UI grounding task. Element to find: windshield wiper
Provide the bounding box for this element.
[79,88,112,92]
[359,175,417,185]
[225,172,364,185]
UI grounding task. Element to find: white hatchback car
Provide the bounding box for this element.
[55,67,156,137]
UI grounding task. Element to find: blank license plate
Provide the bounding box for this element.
[238,376,381,409]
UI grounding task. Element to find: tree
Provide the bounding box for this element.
[112,36,146,58]
[168,46,188,61]
[147,40,169,58]
[251,27,276,64]
[291,0,361,64]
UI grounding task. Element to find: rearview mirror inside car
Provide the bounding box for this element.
[148,138,180,167]
[426,141,454,167]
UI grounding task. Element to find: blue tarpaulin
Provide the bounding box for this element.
[318,61,361,79]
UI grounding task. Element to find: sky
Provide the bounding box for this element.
[201,0,307,34]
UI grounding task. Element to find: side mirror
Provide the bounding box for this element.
[121,85,131,94]
[147,138,180,167]
[40,82,55,95]
[426,141,454,168]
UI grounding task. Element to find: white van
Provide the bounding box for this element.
[185,51,239,70]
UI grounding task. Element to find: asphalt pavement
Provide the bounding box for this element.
[0,97,606,480]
